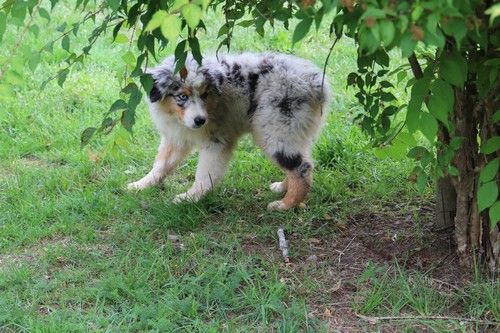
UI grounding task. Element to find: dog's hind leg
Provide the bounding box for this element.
[173,143,234,203]
[127,137,191,191]
[267,158,313,211]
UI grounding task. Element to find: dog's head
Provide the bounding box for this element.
[148,57,222,130]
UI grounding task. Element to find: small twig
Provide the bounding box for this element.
[277,227,289,263]
[335,236,355,264]
[356,313,499,326]
[429,277,461,292]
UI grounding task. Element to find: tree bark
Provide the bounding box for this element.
[451,87,479,266]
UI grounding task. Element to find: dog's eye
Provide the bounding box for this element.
[175,93,188,103]
[200,91,209,100]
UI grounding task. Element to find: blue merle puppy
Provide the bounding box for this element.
[127,52,331,210]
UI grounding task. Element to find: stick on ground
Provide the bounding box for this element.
[277,227,289,263]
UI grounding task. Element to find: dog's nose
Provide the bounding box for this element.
[194,116,206,127]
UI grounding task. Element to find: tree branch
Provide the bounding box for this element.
[408,53,423,79]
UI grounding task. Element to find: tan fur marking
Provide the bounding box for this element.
[281,177,289,191]
[180,87,192,96]
[155,144,174,163]
[158,97,184,122]
[280,172,311,209]
[154,143,191,180]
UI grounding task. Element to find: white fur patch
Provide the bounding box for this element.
[269,181,286,193]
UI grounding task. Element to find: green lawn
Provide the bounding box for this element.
[0,3,498,332]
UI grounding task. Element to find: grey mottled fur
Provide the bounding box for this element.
[128,52,331,210]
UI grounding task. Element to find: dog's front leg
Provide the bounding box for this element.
[173,143,234,203]
[127,138,191,191]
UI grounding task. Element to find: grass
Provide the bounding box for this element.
[0,2,498,332]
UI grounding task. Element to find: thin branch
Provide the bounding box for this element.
[320,35,341,115]
[277,227,289,263]
[335,236,355,264]
[356,313,499,326]
[39,8,105,54]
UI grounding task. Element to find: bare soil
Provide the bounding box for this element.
[242,202,480,332]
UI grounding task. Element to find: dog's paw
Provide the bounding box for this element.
[267,200,289,211]
[127,181,146,191]
[172,192,197,204]
[269,181,286,193]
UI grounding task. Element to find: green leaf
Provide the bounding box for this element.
[109,99,128,113]
[407,146,429,159]
[81,127,96,148]
[485,3,500,26]
[188,37,202,65]
[380,81,394,88]
[489,201,500,228]
[406,76,430,133]
[121,109,135,132]
[160,15,182,42]
[419,112,438,143]
[492,111,500,124]
[140,74,154,94]
[171,0,189,12]
[360,7,386,20]
[439,53,467,88]
[380,92,396,102]
[120,85,142,132]
[292,18,312,45]
[182,3,202,29]
[28,51,40,72]
[121,51,135,67]
[4,70,23,85]
[145,10,168,31]
[379,19,395,46]
[448,165,459,177]
[113,33,128,43]
[478,181,498,212]
[406,98,421,133]
[400,32,416,58]
[61,35,70,52]
[56,22,67,32]
[428,79,453,126]
[443,18,467,47]
[29,24,39,37]
[106,0,120,11]
[57,68,69,87]
[38,7,50,22]
[0,12,5,42]
[481,136,500,154]
[479,158,499,184]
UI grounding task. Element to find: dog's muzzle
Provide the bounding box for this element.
[193,116,206,128]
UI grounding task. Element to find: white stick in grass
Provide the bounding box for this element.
[277,227,289,263]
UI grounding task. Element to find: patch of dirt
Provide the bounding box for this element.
[0,235,113,273]
[241,202,477,332]
[0,236,73,272]
[19,154,67,168]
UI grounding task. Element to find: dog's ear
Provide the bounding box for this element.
[148,68,182,103]
[149,82,163,103]
[201,69,223,96]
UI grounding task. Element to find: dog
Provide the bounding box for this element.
[127,52,330,210]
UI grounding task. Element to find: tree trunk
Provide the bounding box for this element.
[450,82,499,272]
